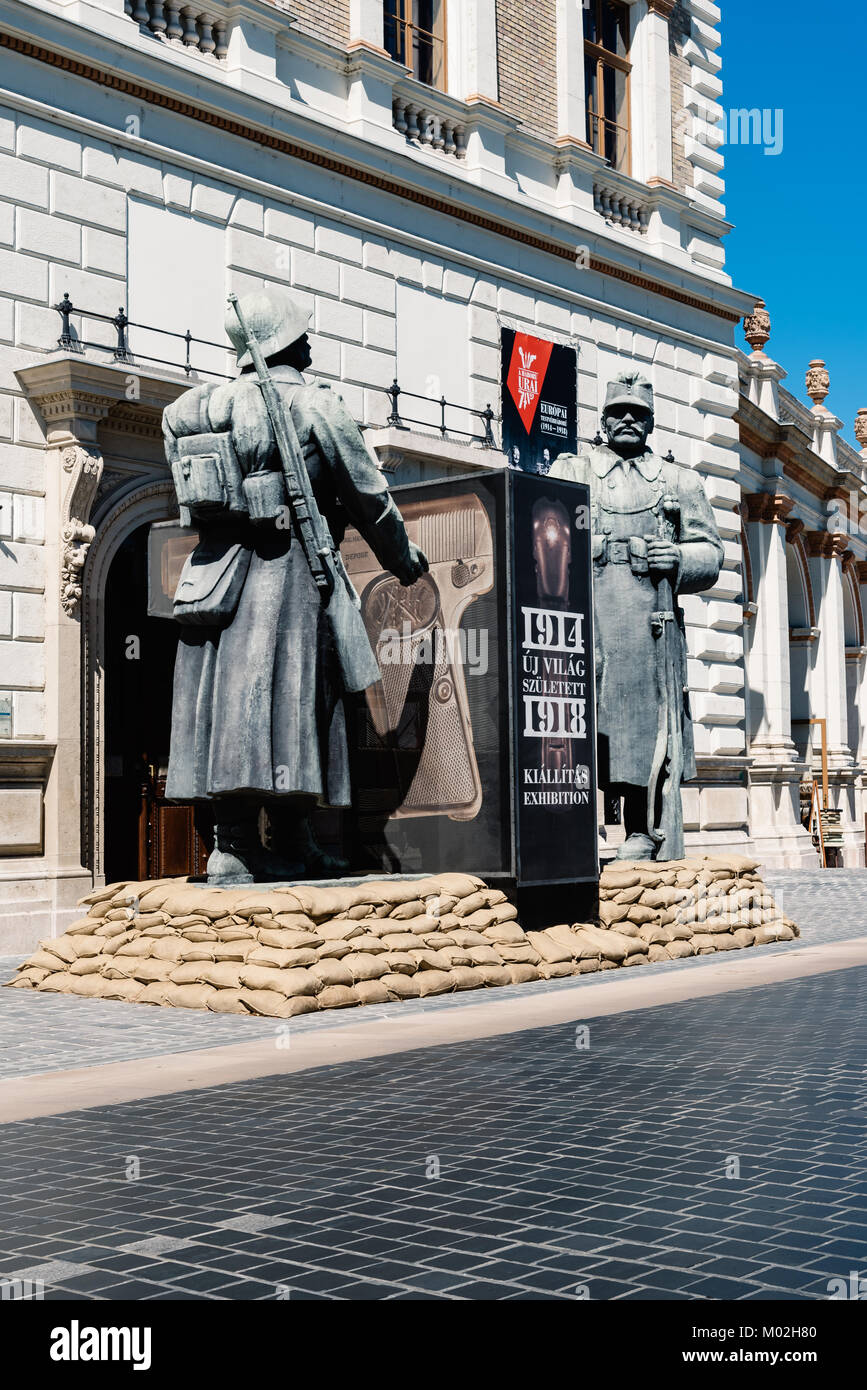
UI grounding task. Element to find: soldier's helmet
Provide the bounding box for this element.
[603,371,654,417]
[225,287,313,369]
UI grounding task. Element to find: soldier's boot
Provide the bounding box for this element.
[270,804,349,879]
[615,832,657,862]
[296,818,350,878]
[208,813,305,885]
[206,807,259,885]
[615,786,659,862]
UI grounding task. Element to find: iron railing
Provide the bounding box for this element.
[54,292,233,378]
[384,379,499,447]
[54,294,647,457]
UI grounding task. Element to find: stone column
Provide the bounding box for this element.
[805,530,853,770]
[743,492,799,764]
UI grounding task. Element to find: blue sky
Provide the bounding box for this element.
[719,0,866,448]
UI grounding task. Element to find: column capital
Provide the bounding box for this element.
[804,529,850,561]
[743,490,795,526]
[647,0,676,16]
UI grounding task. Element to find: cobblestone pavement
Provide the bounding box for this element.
[0,962,864,1301]
[0,869,861,1082]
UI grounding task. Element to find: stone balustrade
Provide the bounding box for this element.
[126,0,229,60]
[593,182,649,235]
[392,96,466,159]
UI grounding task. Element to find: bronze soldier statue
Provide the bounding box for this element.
[162,287,427,884]
[550,372,724,861]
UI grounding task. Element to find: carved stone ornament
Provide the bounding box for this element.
[743,299,771,353]
[59,445,104,617]
[805,359,830,407]
[61,519,96,617]
[855,408,867,449]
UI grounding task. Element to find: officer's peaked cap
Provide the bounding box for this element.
[225,287,312,369]
[604,371,654,415]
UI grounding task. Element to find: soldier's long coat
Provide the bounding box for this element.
[163,365,409,805]
[549,446,724,788]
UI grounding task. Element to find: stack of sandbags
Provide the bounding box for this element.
[5,857,798,1017]
[5,873,535,1017]
[573,854,799,965]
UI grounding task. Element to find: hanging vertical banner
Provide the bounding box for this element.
[501,327,578,476]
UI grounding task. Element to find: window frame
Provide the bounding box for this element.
[584,0,633,176]
[384,1,448,93]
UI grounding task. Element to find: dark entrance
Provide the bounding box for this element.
[103,523,211,882]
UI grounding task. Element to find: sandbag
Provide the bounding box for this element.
[239,965,318,997]
[343,952,388,982]
[354,979,390,1005]
[381,973,421,999]
[448,966,485,991]
[316,984,360,1009]
[380,951,417,975]
[310,960,354,989]
[483,923,525,945]
[416,969,454,997]
[506,963,540,984]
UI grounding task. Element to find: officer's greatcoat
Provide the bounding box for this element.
[549,446,724,788]
[164,366,411,805]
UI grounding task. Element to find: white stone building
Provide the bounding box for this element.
[0,0,861,950]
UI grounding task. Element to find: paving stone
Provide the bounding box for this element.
[0,932,865,1301]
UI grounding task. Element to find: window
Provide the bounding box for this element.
[584,0,632,173]
[384,1,446,90]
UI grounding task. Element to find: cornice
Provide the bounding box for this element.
[0,28,745,325]
[736,396,865,505]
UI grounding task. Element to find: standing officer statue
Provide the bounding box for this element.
[162,287,427,884]
[550,372,724,860]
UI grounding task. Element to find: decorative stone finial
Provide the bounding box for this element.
[855,408,867,450]
[806,359,830,407]
[743,299,771,353]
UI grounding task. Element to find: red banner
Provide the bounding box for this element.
[505,332,554,434]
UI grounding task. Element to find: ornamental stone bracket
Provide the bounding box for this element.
[15,353,191,619]
[743,490,795,526]
[59,446,103,618]
[803,529,851,561]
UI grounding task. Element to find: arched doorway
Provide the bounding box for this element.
[84,482,211,884]
[102,521,211,882]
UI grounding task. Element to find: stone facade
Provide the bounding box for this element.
[0,0,854,953]
[738,316,867,870]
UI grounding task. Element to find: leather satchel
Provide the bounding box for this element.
[173,535,251,627]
